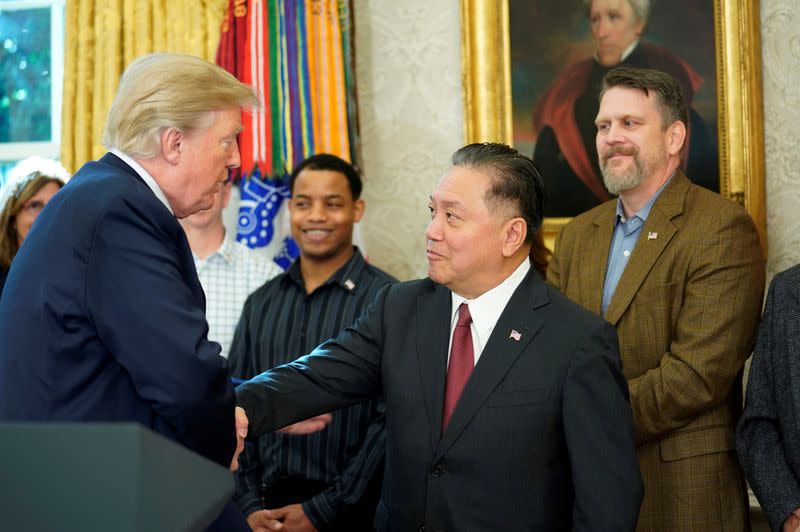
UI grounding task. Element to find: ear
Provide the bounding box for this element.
[634,19,646,37]
[665,121,687,157]
[161,127,183,165]
[352,198,365,223]
[501,217,527,258]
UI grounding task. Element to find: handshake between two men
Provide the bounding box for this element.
[229,406,333,471]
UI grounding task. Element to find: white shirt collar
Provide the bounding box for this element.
[194,231,235,266]
[449,258,531,358]
[620,40,639,62]
[111,149,174,215]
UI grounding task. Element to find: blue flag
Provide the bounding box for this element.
[236,168,300,269]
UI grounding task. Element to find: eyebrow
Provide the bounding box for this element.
[595,114,642,125]
[294,193,345,200]
[430,196,464,210]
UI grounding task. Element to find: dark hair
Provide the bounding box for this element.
[289,154,362,200]
[600,67,688,128]
[451,142,545,244]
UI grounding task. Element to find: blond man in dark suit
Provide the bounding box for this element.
[548,67,765,531]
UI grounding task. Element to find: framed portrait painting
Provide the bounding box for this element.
[461,0,766,252]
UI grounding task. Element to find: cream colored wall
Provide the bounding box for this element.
[353,0,464,280]
[761,0,800,279]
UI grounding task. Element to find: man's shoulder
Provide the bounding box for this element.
[65,156,163,215]
[680,181,754,230]
[361,276,438,306]
[230,239,283,278]
[559,199,616,236]
[44,158,171,246]
[770,264,800,299]
[359,261,398,288]
[542,281,608,330]
[247,269,290,301]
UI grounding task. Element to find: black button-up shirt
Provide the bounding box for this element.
[228,248,395,527]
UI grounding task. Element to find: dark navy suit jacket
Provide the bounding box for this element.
[237,271,644,531]
[0,153,245,530]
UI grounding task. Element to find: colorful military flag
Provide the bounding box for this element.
[216,0,359,269]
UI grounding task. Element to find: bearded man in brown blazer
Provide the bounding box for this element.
[548,67,765,531]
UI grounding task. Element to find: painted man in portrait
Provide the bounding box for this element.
[532,0,718,217]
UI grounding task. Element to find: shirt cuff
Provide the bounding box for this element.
[302,493,339,530]
[233,490,263,518]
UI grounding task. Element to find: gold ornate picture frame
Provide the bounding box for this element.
[461,0,767,254]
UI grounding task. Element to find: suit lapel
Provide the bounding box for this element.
[586,203,617,314]
[604,172,689,325]
[417,282,452,452]
[433,272,548,462]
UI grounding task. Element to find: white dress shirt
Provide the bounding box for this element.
[194,233,282,358]
[448,258,531,366]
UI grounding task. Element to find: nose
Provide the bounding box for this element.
[308,201,328,222]
[604,122,625,144]
[594,17,609,39]
[425,214,443,242]
[228,138,241,169]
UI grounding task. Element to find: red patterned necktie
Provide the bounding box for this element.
[442,303,474,431]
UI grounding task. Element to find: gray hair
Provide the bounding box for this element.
[584,0,651,23]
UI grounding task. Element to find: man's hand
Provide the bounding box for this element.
[230,406,248,471]
[247,509,279,531]
[785,509,800,532]
[248,504,317,532]
[277,413,333,436]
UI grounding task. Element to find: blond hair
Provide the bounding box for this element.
[103,53,260,158]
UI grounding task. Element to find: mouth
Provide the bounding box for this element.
[604,149,635,164]
[426,248,445,260]
[301,228,333,242]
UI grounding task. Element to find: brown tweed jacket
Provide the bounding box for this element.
[548,171,765,531]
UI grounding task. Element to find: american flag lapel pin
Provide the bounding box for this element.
[509,329,522,342]
[647,232,658,240]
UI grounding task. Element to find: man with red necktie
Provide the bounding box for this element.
[235,143,643,531]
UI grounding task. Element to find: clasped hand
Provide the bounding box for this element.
[230,406,248,471]
[784,509,800,532]
[230,409,332,471]
[248,504,318,532]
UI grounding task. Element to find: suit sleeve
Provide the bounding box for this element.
[564,320,643,532]
[236,284,390,437]
[627,206,764,443]
[737,273,800,531]
[85,196,236,466]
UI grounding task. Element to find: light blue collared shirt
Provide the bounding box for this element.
[601,175,673,315]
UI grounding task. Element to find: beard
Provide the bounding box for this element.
[600,146,647,195]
